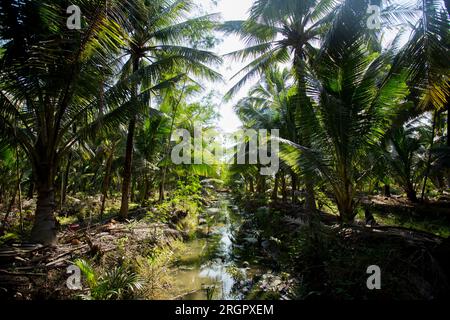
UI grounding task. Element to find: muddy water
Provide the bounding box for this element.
[170,193,259,300]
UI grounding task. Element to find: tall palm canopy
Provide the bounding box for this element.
[0,0,448,252]
[115,0,222,218]
[0,0,134,244]
[0,0,221,244]
[221,0,338,98]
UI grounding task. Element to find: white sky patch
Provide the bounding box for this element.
[197,0,255,134]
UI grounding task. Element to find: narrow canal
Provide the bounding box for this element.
[170,193,261,300]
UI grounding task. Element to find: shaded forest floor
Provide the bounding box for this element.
[0,191,216,300]
[1,191,450,300]
[232,193,450,300]
[366,195,450,237]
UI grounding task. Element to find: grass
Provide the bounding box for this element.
[372,212,450,238]
[136,241,185,299]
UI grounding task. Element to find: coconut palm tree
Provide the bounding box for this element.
[393,0,450,199]
[221,0,343,211]
[117,0,222,218]
[234,67,298,203]
[221,0,415,212]
[395,0,449,112]
[280,2,410,223]
[0,0,144,244]
[383,121,429,202]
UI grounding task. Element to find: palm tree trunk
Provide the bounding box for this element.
[61,153,72,207]
[159,80,188,202]
[271,173,279,202]
[120,116,136,219]
[158,168,166,203]
[30,161,57,245]
[100,148,114,219]
[437,175,445,190]
[249,178,254,193]
[259,176,266,194]
[447,103,449,147]
[406,185,418,202]
[141,177,150,204]
[119,56,140,219]
[159,177,165,202]
[338,198,356,224]
[281,173,287,202]
[291,172,297,204]
[447,105,450,188]
[295,57,317,212]
[364,206,377,226]
[305,181,316,212]
[421,112,437,201]
[384,184,391,197]
[16,146,23,232]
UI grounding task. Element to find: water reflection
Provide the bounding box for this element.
[170,194,256,300]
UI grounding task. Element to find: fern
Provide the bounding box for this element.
[74,259,143,300]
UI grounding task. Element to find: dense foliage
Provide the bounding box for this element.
[0,0,449,301]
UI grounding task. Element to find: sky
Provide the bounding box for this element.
[200,0,255,134]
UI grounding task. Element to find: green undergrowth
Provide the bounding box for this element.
[74,240,186,300]
[149,177,204,239]
[372,212,450,238]
[231,190,450,300]
[59,177,208,300]
[287,224,449,299]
